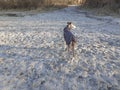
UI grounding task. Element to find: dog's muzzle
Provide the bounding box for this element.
[71,24,76,29]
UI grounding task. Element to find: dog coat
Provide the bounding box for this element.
[63,27,75,46]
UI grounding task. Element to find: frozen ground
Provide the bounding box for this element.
[0,6,120,90]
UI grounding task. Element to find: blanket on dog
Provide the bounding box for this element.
[63,27,75,45]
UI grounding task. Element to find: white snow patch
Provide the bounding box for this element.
[0,6,120,90]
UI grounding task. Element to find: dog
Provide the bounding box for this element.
[63,22,76,57]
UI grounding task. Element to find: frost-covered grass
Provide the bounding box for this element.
[0,6,120,90]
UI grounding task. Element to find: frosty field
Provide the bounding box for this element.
[0,6,120,90]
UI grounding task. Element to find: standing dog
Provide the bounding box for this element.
[63,22,76,57]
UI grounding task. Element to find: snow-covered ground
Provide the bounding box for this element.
[0,6,120,90]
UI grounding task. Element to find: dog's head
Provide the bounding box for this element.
[67,22,76,30]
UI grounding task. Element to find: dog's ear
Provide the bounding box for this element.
[67,22,72,25]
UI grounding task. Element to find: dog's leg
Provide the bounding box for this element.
[67,45,71,58]
[64,41,67,51]
[68,45,70,52]
[72,42,75,57]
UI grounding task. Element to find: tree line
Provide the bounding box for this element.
[0,0,119,12]
[0,0,79,9]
